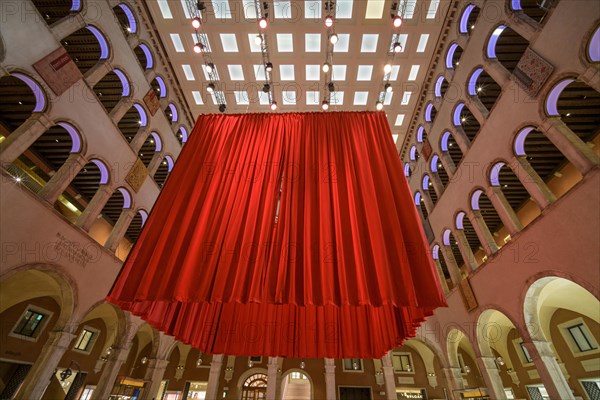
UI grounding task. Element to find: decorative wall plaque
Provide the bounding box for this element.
[513,48,554,98]
[143,88,160,116]
[125,159,148,193]
[458,277,478,312]
[32,47,82,96]
[421,139,433,161]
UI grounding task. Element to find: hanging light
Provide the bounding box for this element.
[385,83,392,93]
[300,361,306,369]
[330,33,339,44]
[254,34,263,46]
[206,63,215,73]
[265,62,273,72]
[248,359,254,368]
[328,82,335,92]
[325,15,333,27]
[259,17,268,29]
[207,83,215,93]
[218,104,226,113]
[322,63,330,73]
[384,64,392,74]
[322,100,329,111]
[464,365,471,374]
[193,42,204,53]
[270,101,278,111]
[352,361,359,370]
[262,83,271,93]
[496,357,505,366]
[393,15,402,27]
[196,357,203,367]
[192,17,201,29]
[393,42,402,53]
[376,101,383,110]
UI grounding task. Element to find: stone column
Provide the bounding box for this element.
[104,208,136,252]
[76,184,113,231]
[50,13,86,39]
[440,245,463,286]
[147,153,162,177]
[141,358,170,400]
[429,173,445,201]
[421,191,435,216]
[433,258,450,293]
[324,358,336,400]
[483,60,511,88]
[541,118,599,174]
[450,127,471,154]
[84,60,112,88]
[440,152,457,176]
[442,367,464,396]
[206,355,224,400]
[522,341,574,400]
[109,98,134,124]
[130,127,152,154]
[467,210,498,256]
[14,329,76,400]
[510,156,556,210]
[38,152,87,204]
[485,187,523,236]
[381,353,397,400]
[91,343,133,400]
[465,97,489,125]
[0,113,54,164]
[266,357,281,400]
[454,229,477,271]
[475,356,508,400]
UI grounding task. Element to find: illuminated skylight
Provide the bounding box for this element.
[383,92,393,105]
[282,91,297,105]
[360,34,379,52]
[170,33,184,52]
[390,34,407,52]
[395,114,405,126]
[392,134,399,143]
[332,65,347,81]
[399,0,417,19]
[401,91,412,105]
[427,0,440,19]
[357,65,373,81]
[158,0,173,19]
[305,34,321,52]
[211,91,226,105]
[242,0,257,18]
[192,91,203,105]
[306,91,320,105]
[336,0,353,18]
[192,34,211,52]
[389,65,400,80]
[306,64,320,80]
[365,0,385,18]
[254,65,267,80]
[228,65,244,80]
[417,34,429,52]
[353,91,368,105]
[408,65,420,81]
[333,34,350,52]
[211,0,232,19]
[248,34,262,52]
[259,92,270,105]
[202,64,219,80]
[274,0,292,18]
[182,64,195,81]
[277,34,294,52]
[330,91,344,105]
[235,91,249,105]
[280,64,295,80]
[220,34,239,52]
[305,0,322,18]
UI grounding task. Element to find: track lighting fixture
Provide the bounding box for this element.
[191,17,201,29]
[193,42,204,53]
[265,62,273,72]
[376,101,383,110]
[259,17,268,29]
[393,15,402,28]
[207,83,215,93]
[330,33,339,44]
[322,100,329,111]
[384,64,392,74]
[322,63,330,73]
[385,83,392,93]
[206,63,215,73]
[325,15,333,27]
[262,83,271,93]
[328,82,335,92]
[270,101,278,111]
[393,42,402,53]
[218,104,226,113]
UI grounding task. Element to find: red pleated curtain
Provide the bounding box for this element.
[107,112,446,358]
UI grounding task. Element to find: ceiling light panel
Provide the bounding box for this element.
[305,0,321,18]
[211,0,232,19]
[274,0,292,18]
[228,65,244,80]
[333,34,350,52]
[305,34,321,52]
[283,91,297,105]
[332,65,347,81]
[408,65,420,81]
[192,91,203,105]
[306,64,320,80]
[365,0,385,18]
[180,0,192,18]
[395,114,405,126]
[417,34,429,52]
[170,33,185,52]
[353,91,368,105]
[401,91,412,105]
[277,34,294,52]
[220,34,239,52]
[392,134,399,143]
[360,34,379,52]
[280,64,295,80]
[235,91,249,105]
[242,0,257,18]
[336,0,353,18]
[182,64,195,80]
[427,0,440,19]
[357,65,373,81]
[306,91,320,105]
[158,0,173,18]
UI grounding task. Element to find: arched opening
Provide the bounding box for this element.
[487,25,529,74]
[30,0,81,26]
[514,126,584,201]
[118,103,147,143]
[404,162,412,178]
[455,211,484,267]
[441,130,463,166]
[432,244,454,290]
[446,329,486,398]
[587,26,600,63]
[423,174,437,206]
[154,155,173,188]
[165,103,178,123]
[177,126,189,145]
[430,154,449,187]
[471,188,508,250]
[124,209,148,245]
[151,76,167,99]
[453,103,480,142]
[0,73,46,136]
[92,69,130,114]
[417,126,428,143]
[415,191,428,220]
[510,0,554,25]
[98,187,131,232]
[241,373,268,400]
[113,3,138,34]
[459,4,480,35]
[62,26,110,75]
[468,67,502,113]
[425,102,437,123]
[446,42,464,69]
[139,132,161,168]
[116,324,158,395]
[443,229,465,271]
[134,43,154,70]
[434,75,449,99]
[524,277,600,400]
[490,161,542,230]
[409,145,419,162]
[281,370,312,400]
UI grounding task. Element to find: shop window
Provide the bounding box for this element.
[79,386,95,400]
[11,306,51,341]
[392,353,414,373]
[74,327,98,353]
[342,358,363,372]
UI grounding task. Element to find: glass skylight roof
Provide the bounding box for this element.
[306,91,320,105]
[182,64,195,80]
[170,33,184,52]
[305,0,321,18]
[228,65,244,80]
[417,34,430,52]
[220,34,239,52]
[254,65,267,80]
[353,91,368,105]
[280,64,295,80]
[282,91,297,105]
[211,0,232,19]
[336,0,353,18]
[357,65,373,81]
[333,34,350,52]
[274,0,292,18]
[395,114,405,126]
[305,34,321,52]
[360,34,379,52]
[235,91,249,105]
[306,64,320,80]
[365,0,385,19]
[401,91,412,105]
[277,34,294,52]
[332,65,347,81]
[408,65,420,81]
[192,91,203,105]
[158,0,173,19]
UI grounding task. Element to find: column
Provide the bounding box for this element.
[440,245,464,286]
[130,127,151,154]
[15,329,77,400]
[76,184,113,231]
[485,186,523,236]
[483,60,511,88]
[467,210,498,256]
[324,358,336,400]
[442,367,464,396]
[454,229,477,271]
[110,98,134,124]
[50,13,85,39]
[91,343,133,400]
[465,96,489,124]
[0,113,53,164]
[38,152,87,204]
[421,192,435,216]
[104,208,136,252]
[430,173,445,201]
[510,156,556,210]
[206,354,224,400]
[450,127,471,154]
[475,356,508,400]
[541,118,599,174]
[433,258,450,293]
[522,341,574,400]
[266,357,281,400]
[140,358,169,400]
[148,153,162,177]
[84,60,112,88]
[381,353,397,400]
[440,152,457,176]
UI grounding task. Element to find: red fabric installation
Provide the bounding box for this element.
[107,112,446,358]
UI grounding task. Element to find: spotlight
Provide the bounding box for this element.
[376,101,383,110]
[330,33,339,44]
[259,17,268,29]
[328,82,335,92]
[191,17,201,29]
[325,15,333,27]
[219,104,226,113]
[206,63,215,73]
[393,15,402,28]
[270,101,278,111]
[207,83,215,93]
[322,100,329,111]
[385,83,392,93]
[393,42,402,53]
[384,64,392,74]
[193,42,204,53]
[262,83,271,93]
[254,35,263,46]
[265,62,273,72]
[322,63,330,73]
